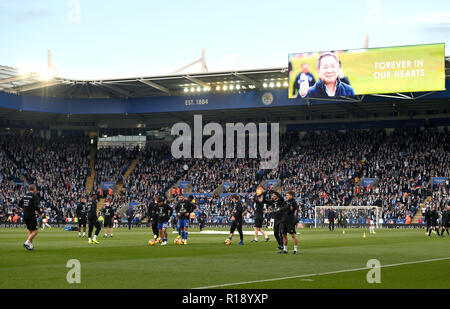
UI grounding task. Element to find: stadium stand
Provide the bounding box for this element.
[93,146,139,193]
[1,128,447,227]
[0,63,449,227]
[0,135,90,224]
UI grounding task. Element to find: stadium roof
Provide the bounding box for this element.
[0,66,288,99]
[1,56,450,99]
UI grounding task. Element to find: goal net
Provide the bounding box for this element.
[314,206,382,229]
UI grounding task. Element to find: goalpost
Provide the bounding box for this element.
[314,206,382,229]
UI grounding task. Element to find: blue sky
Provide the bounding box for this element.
[0,0,449,79]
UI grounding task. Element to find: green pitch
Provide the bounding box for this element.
[0,227,449,289]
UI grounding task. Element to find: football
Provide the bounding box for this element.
[156,238,162,244]
[148,239,155,246]
[224,239,232,245]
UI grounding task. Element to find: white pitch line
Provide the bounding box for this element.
[193,256,450,289]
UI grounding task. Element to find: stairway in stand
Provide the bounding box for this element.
[411,210,423,224]
[113,155,140,195]
[97,198,106,215]
[114,155,141,220]
[165,164,196,199]
[85,145,97,193]
[19,175,29,186]
[412,196,432,223]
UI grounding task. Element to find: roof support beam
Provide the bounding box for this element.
[0,75,33,85]
[185,75,209,89]
[0,66,19,73]
[85,82,92,98]
[66,83,80,98]
[89,83,114,98]
[172,59,201,74]
[411,91,435,100]
[233,72,262,88]
[370,93,415,100]
[139,79,171,95]
[11,80,61,93]
[97,82,131,98]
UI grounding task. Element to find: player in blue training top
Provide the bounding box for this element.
[175,195,196,244]
[156,196,173,245]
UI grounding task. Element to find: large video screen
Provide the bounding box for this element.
[288,43,445,99]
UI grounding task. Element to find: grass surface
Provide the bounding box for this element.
[0,227,449,289]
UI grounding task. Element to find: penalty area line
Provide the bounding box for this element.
[193,256,450,289]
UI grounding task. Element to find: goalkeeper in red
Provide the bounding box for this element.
[175,195,196,244]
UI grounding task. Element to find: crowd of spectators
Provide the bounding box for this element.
[0,135,90,224]
[276,128,449,222]
[350,128,449,222]
[186,128,448,224]
[0,128,448,226]
[117,144,190,219]
[94,146,139,192]
[183,158,262,194]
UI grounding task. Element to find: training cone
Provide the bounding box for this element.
[363,232,366,238]
[342,230,345,234]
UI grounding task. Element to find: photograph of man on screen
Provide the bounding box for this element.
[299,52,355,98]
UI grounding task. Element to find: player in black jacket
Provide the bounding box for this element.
[76,198,87,237]
[337,211,346,229]
[19,184,42,250]
[102,201,115,238]
[428,206,441,237]
[250,193,269,242]
[441,206,450,236]
[279,191,299,254]
[87,194,101,244]
[328,209,336,232]
[126,206,134,230]
[198,212,206,231]
[424,206,432,234]
[369,208,377,234]
[227,195,247,245]
[270,191,284,250]
[156,196,173,245]
[148,197,159,239]
[175,195,196,244]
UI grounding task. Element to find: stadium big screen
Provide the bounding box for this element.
[288,43,445,99]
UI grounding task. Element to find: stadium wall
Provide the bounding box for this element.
[286,119,427,131]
